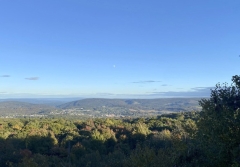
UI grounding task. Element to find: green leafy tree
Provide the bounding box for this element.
[197,75,240,166]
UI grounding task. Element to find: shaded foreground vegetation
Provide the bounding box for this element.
[0,75,240,167]
[0,112,199,167]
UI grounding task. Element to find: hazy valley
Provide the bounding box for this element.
[0,98,202,118]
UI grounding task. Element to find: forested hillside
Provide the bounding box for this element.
[0,101,55,116]
[0,98,201,118]
[0,112,198,167]
[0,75,239,167]
[58,98,201,111]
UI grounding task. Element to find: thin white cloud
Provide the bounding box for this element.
[1,75,10,77]
[95,93,115,96]
[161,84,169,86]
[25,77,39,80]
[132,80,161,84]
[149,87,214,97]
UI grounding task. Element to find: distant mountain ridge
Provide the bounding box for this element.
[0,98,84,106]
[0,101,56,116]
[0,98,203,117]
[58,98,202,112]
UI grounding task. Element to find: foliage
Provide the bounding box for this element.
[197,75,240,166]
[0,114,193,166]
[0,75,240,166]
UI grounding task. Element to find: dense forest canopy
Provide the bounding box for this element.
[0,75,239,167]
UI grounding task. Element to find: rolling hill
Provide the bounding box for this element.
[58,98,202,112]
[0,101,56,116]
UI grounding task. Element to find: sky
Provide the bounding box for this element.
[0,0,239,99]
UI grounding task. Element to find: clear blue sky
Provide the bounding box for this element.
[0,0,239,98]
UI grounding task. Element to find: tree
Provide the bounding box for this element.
[197,75,240,166]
